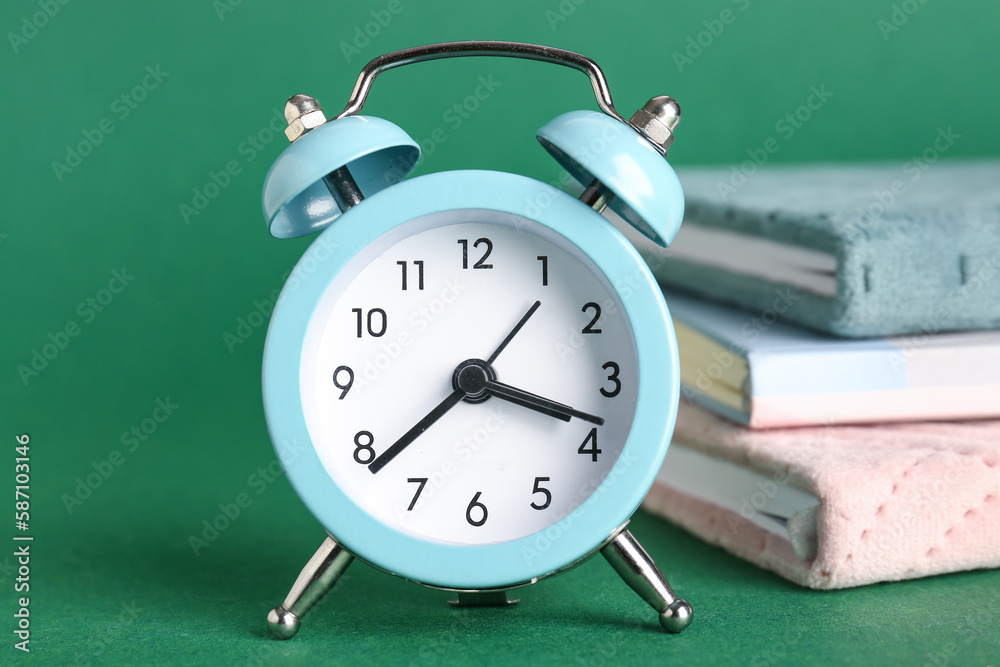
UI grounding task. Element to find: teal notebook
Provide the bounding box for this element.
[612,160,1000,338]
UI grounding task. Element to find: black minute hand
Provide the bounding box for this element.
[368,301,545,475]
[368,389,464,474]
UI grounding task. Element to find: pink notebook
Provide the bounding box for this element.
[643,401,1000,589]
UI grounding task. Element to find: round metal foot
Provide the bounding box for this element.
[659,599,693,633]
[267,607,300,640]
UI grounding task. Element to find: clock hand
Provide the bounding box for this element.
[368,301,547,475]
[486,300,541,364]
[479,301,603,423]
[482,379,605,426]
[368,389,465,474]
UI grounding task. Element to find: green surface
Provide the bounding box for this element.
[2,0,999,664]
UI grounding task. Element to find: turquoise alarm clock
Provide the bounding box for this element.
[260,41,692,638]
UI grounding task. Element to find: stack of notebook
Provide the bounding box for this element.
[612,161,1000,589]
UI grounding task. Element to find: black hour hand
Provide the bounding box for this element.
[454,358,605,426]
[483,380,605,426]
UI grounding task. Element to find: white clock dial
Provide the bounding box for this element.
[300,210,638,546]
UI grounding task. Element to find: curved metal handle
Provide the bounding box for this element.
[334,41,628,124]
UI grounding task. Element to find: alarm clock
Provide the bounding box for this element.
[260,41,692,638]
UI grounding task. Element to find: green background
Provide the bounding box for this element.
[3,0,999,664]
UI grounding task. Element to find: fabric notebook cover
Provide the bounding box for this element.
[653,160,1000,338]
[642,401,1000,589]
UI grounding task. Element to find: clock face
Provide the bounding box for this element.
[299,209,638,547]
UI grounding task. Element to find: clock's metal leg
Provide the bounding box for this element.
[601,529,692,633]
[267,535,354,639]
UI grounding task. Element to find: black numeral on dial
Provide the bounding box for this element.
[406,477,428,511]
[397,260,424,290]
[458,238,493,269]
[353,431,376,464]
[537,255,548,286]
[466,491,488,526]
[600,361,621,398]
[530,476,552,510]
[578,428,601,462]
[582,302,602,334]
[332,365,354,399]
[352,308,387,337]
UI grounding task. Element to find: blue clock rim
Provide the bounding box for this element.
[262,169,680,590]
